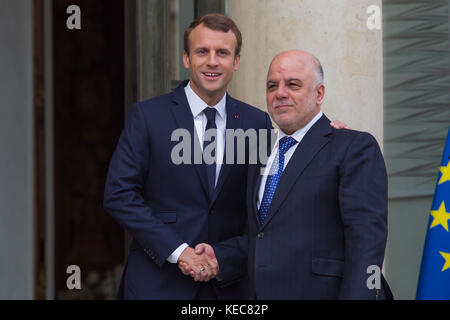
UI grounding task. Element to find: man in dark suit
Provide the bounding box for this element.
[104,13,273,299]
[246,50,392,299]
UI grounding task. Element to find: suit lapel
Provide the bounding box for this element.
[261,115,333,228]
[252,165,263,225]
[209,95,242,207]
[169,81,210,198]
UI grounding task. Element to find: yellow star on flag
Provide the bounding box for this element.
[439,161,450,184]
[440,251,450,272]
[430,201,450,232]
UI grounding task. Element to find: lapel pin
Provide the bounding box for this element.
[234,114,239,119]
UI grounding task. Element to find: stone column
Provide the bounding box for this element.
[228,0,383,146]
[0,0,35,299]
[195,0,226,17]
[135,0,171,101]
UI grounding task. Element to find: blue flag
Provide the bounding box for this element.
[416,128,450,299]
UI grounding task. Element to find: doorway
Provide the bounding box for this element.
[51,0,125,299]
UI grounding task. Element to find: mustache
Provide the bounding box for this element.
[272,102,293,108]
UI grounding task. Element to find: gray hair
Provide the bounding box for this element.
[313,59,324,87]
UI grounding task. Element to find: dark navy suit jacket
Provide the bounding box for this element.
[246,114,392,299]
[104,81,272,299]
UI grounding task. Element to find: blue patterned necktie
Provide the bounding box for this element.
[203,107,217,197]
[258,136,298,225]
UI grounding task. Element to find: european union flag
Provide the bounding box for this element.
[416,128,450,299]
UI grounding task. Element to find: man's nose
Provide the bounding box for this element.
[207,53,218,67]
[275,85,288,99]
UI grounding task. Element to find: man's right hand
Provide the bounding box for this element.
[178,245,219,282]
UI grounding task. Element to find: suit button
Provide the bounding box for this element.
[257,232,264,239]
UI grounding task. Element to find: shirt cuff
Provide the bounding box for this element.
[166,243,189,263]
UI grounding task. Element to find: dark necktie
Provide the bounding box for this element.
[258,136,298,225]
[203,107,217,197]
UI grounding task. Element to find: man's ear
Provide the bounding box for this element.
[233,53,241,71]
[182,51,190,70]
[316,84,325,105]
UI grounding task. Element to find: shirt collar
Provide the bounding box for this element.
[277,110,323,143]
[184,81,227,121]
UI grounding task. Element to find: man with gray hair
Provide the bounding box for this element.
[245,50,392,299]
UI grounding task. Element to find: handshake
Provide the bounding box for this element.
[178,243,219,282]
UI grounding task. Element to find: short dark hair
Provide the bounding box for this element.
[184,13,242,57]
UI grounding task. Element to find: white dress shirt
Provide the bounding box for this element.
[257,111,323,210]
[167,82,227,263]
